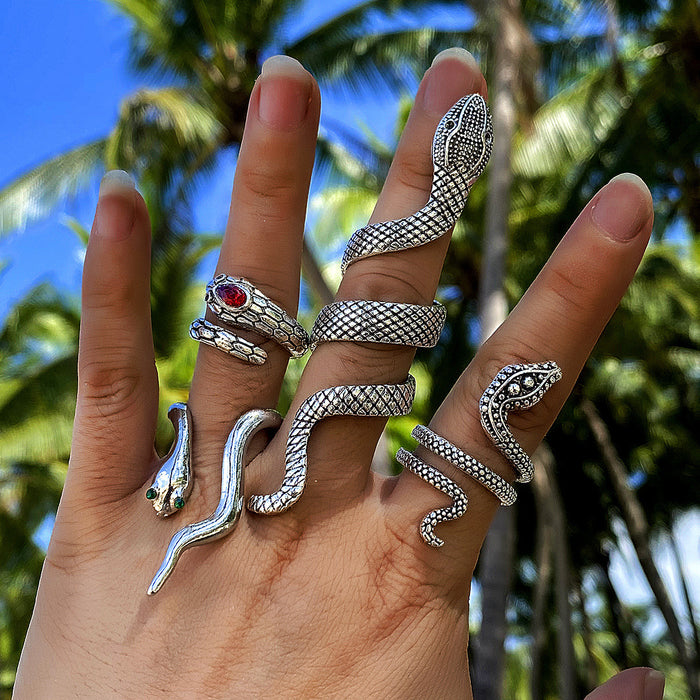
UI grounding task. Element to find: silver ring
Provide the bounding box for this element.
[341,94,493,274]
[148,408,282,595]
[190,275,310,363]
[396,448,468,548]
[479,361,562,483]
[400,361,561,547]
[310,299,446,349]
[248,375,416,515]
[411,425,517,506]
[146,403,193,517]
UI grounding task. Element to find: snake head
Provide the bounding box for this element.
[432,94,493,185]
[479,362,562,444]
[146,402,193,517]
[206,274,254,315]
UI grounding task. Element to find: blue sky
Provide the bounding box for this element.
[2,0,698,650]
[0,0,431,316]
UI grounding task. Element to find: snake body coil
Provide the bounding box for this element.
[148,409,281,594]
[249,94,493,515]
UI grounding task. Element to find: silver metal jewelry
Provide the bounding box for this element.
[190,275,310,363]
[148,408,281,595]
[310,300,446,349]
[145,403,193,517]
[250,95,492,519]
[248,375,416,515]
[341,94,493,274]
[411,425,517,506]
[395,449,468,548]
[480,361,562,483]
[401,361,561,546]
[190,317,267,365]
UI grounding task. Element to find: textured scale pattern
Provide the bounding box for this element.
[311,300,446,349]
[411,425,516,506]
[249,95,492,517]
[479,362,562,483]
[396,449,469,548]
[248,375,416,514]
[401,362,561,546]
[190,274,310,363]
[190,318,267,365]
[341,94,493,274]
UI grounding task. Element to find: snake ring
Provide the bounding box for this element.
[190,275,310,364]
[400,361,562,546]
[145,403,193,517]
[148,408,282,595]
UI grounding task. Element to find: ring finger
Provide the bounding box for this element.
[389,172,654,581]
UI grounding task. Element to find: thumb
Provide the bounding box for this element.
[585,668,665,700]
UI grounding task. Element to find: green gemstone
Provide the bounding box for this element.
[146,488,157,500]
[174,497,185,509]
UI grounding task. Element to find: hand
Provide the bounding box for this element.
[15,51,659,698]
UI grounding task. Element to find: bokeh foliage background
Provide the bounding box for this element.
[0,0,698,698]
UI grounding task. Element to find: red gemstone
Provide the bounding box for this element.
[217,283,247,307]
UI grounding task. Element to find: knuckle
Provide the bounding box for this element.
[391,149,434,200]
[78,358,145,418]
[323,341,414,385]
[236,162,299,212]
[365,525,447,640]
[344,261,432,306]
[545,266,593,319]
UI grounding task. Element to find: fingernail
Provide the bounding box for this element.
[259,55,311,129]
[591,173,653,242]
[99,170,135,197]
[423,48,481,114]
[431,47,478,71]
[95,170,136,240]
[644,670,665,700]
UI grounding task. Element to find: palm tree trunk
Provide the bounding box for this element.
[530,492,553,700]
[301,237,334,305]
[574,574,599,691]
[581,398,700,699]
[600,553,631,668]
[532,444,576,700]
[472,1,521,696]
[669,528,700,664]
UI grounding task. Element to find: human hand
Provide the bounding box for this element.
[15,50,658,698]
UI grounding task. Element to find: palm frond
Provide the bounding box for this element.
[288,26,488,93]
[0,140,106,237]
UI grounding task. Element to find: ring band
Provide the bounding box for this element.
[190,275,310,363]
[400,361,562,547]
[248,375,417,515]
[411,425,517,506]
[310,299,446,349]
[190,317,268,365]
[395,448,468,548]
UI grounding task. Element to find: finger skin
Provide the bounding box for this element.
[247,50,487,515]
[188,56,320,505]
[67,173,158,505]
[390,174,653,575]
[585,668,665,700]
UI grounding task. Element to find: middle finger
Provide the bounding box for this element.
[248,48,487,517]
